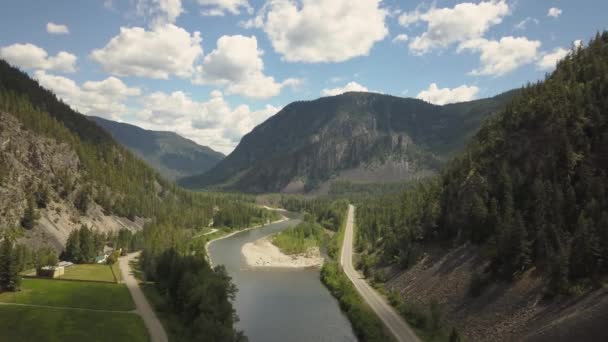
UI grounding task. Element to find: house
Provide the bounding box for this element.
[37,266,64,278]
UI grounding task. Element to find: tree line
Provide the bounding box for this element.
[355,32,608,297]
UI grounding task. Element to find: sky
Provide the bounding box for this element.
[0,0,606,154]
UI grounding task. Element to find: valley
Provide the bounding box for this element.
[0,2,607,341]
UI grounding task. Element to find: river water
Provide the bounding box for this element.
[208,213,357,342]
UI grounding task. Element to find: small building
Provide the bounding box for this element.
[58,261,74,268]
[37,266,64,278]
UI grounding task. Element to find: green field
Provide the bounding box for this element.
[0,278,134,311]
[0,305,148,342]
[59,264,117,283]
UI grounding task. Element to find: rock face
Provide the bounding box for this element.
[180,91,516,193]
[0,112,142,251]
[91,116,224,181]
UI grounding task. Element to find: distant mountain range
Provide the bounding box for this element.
[179,90,517,193]
[90,116,224,181]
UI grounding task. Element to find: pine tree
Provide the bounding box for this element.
[8,247,21,291]
[65,230,81,263]
[569,213,600,279]
[0,237,11,290]
[21,195,39,229]
[79,225,95,263]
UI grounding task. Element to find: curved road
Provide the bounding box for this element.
[340,205,421,342]
[119,252,168,342]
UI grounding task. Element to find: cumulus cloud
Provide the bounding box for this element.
[243,0,388,63]
[136,90,279,153]
[399,0,510,55]
[193,35,300,99]
[46,22,70,34]
[392,34,409,44]
[90,24,203,79]
[198,0,252,16]
[416,83,479,105]
[537,47,569,71]
[136,0,184,26]
[0,43,77,72]
[322,81,369,96]
[547,7,562,18]
[458,36,541,76]
[34,71,140,119]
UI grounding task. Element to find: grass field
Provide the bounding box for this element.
[0,305,148,342]
[58,264,117,283]
[0,278,135,311]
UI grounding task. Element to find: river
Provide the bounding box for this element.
[208,213,357,342]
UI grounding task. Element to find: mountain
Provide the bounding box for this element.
[180,90,517,193]
[356,33,608,341]
[90,116,224,181]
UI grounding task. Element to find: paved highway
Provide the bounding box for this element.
[340,204,421,342]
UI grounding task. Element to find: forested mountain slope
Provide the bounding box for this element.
[355,32,608,341]
[0,59,274,341]
[91,116,224,181]
[180,90,516,193]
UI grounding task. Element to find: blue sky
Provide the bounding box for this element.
[0,0,606,153]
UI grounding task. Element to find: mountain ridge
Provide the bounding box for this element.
[180,90,518,193]
[90,116,224,181]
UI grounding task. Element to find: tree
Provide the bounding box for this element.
[34,185,49,208]
[78,225,96,263]
[0,237,11,290]
[569,213,600,279]
[74,188,90,215]
[449,327,463,342]
[64,230,81,263]
[0,237,21,291]
[21,195,39,229]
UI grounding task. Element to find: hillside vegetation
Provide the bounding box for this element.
[355,33,608,341]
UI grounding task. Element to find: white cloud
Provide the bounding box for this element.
[136,90,279,153]
[243,0,388,63]
[392,34,409,44]
[547,7,562,18]
[399,0,510,55]
[537,47,569,71]
[198,0,252,16]
[34,71,141,119]
[322,81,369,96]
[514,17,538,31]
[46,22,70,35]
[193,35,300,99]
[574,40,583,49]
[90,24,203,79]
[0,43,77,72]
[458,36,541,76]
[136,0,184,26]
[416,83,479,105]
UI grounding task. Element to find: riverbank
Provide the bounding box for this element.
[205,216,289,266]
[242,236,324,268]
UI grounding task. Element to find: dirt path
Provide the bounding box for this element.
[340,204,420,342]
[119,252,168,342]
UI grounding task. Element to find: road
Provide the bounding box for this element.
[340,204,421,342]
[119,252,168,342]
